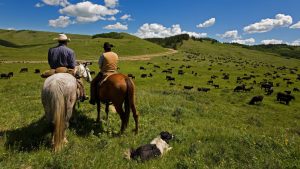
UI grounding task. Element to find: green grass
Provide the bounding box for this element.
[0,29,168,61]
[0,38,299,169]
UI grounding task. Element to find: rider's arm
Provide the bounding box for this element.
[68,51,76,69]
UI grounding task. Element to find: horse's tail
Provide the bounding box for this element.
[51,87,66,152]
[124,77,134,128]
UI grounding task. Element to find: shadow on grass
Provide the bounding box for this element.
[0,110,106,152]
[0,116,52,152]
[69,110,104,137]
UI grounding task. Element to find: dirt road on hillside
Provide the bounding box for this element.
[0,49,177,64]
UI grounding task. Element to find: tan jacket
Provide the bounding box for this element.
[98,51,119,75]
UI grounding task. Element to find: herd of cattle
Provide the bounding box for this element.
[128,51,299,106]
[1,52,299,106]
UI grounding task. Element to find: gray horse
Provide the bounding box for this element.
[41,63,91,152]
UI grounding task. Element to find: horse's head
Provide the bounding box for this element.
[75,62,92,83]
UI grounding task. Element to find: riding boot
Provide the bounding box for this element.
[77,79,87,102]
[90,72,103,105]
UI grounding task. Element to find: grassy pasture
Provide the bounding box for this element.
[0,29,167,61]
[0,40,299,169]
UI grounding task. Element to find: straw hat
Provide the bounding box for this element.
[54,34,71,41]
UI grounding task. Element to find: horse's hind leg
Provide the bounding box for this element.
[96,101,101,123]
[131,103,139,134]
[114,103,128,134]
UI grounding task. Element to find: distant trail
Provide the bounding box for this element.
[0,49,177,64]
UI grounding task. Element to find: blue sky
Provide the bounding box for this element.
[0,0,299,45]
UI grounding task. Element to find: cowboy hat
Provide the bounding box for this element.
[103,42,114,49]
[54,34,71,41]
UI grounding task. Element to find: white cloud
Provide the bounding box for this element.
[104,0,118,8]
[288,39,300,46]
[103,22,128,30]
[231,38,255,45]
[120,14,132,21]
[107,16,116,21]
[244,14,293,33]
[218,30,240,39]
[6,28,16,31]
[290,21,300,29]
[59,1,119,23]
[35,3,44,7]
[196,18,216,28]
[49,16,72,28]
[42,0,69,7]
[261,39,284,45]
[134,23,207,38]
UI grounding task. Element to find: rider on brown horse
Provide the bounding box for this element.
[89,42,119,105]
[42,34,87,101]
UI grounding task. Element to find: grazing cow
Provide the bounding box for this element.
[153,65,160,68]
[197,87,210,92]
[207,80,213,85]
[178,70,184,75]
[213,84,219,89]
[8,72,13,77]
[234,84,246,92]
[141,74,147,78]
[169,82,176,86]
[166,76,175,81]
[249,95,264,105]
[293,87,299,92]
[261,82,273,91]
[148,73,153,77]
[128,74,135,79]
[19,68,28,73]
[34,69,40,74]
[140,66,146,70]
[1,73,10,79]
[277,92,295,105]
[184,86,193,90]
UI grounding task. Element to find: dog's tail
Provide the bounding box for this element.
[124,149,133,160]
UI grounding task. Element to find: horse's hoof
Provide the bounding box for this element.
[132,129,138,134]
[63,137,68,144]
[96,118,100,123]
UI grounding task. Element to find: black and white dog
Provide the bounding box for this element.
[125,131,174,161]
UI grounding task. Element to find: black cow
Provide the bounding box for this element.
[141,74,147,78]
[1,73,10,79]
[34,69,40,74]
[276,92,295,105]
[128,74,135,79]
[20,68,28,73]
[249,95,264,105]
[140,66,146,70]
[197,87,210,92]
[184,86,193,90]
[8,72,13,77]
[293,87,300,92]
[234,84,246,92]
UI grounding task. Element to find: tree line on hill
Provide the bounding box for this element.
[145,34,219,49]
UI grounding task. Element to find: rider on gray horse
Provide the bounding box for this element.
[42,34,87,101]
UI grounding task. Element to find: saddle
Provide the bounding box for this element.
[41,67,87,102]
[99,72,117,87]
[41,67,75,78]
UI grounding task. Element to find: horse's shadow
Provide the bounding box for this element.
[0,110,104,152]
[0,116,51,152]
[69,109,104,137]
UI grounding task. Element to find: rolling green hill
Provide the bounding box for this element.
[0,29,168,61]
[0,31,299,169]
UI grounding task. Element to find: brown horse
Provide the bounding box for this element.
[96,73,139,134]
